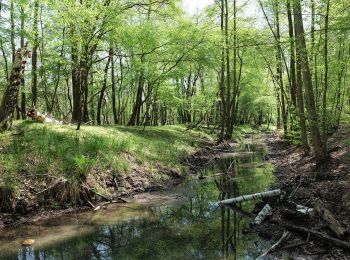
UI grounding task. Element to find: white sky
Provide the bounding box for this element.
[182,0,214,15]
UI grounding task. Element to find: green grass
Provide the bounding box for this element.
[0,121,213,209]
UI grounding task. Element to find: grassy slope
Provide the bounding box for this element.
[0,121,213,213]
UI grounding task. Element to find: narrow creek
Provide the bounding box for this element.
[0,134,279,259]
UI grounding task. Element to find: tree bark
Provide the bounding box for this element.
[97,48,112,125]
[293,0,326,165]
[111,48,118,124]
[274,1,288,134]
[0,46,31,130]
[10,0,15,63]
[31,0,39,108]
[286,0,297,108]
[224,0,232,138]
[322,0,330,158]
[219,0,225,142]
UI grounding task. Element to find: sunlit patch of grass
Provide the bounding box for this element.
[0,121,212,209]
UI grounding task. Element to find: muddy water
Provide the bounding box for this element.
[0,135,278,260]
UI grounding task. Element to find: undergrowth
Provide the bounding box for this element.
[0,121,213,211]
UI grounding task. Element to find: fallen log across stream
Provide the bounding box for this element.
[218,189,282,205]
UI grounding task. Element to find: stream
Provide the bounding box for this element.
[0,134,282,260]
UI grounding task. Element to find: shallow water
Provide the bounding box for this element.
[0,135,278,260]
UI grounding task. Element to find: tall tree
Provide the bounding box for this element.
[31,0,39,108]
[293,0,326,166]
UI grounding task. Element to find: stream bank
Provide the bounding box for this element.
[255,125,350,258]
[0,122,214,229]
[0,131,279,259]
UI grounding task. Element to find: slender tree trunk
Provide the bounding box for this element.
[111,48,118,124]
[31,0,39,108]
[322,0,330,158]
[0,1,9,81]
[10,0,15,63]
[231,0,238,126]
[275,1,288,134]
[71,30,80,123]
[97,48,112,125]
[20,2,26,119]
[219,0,225,142]
[296,51,310,152]
[286,0,297,108]
[128,74,144,126]
[293,0,326,166]
[76,57,89,130]
[224,0,232,138]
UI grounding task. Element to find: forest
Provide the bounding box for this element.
[0,0,349,259]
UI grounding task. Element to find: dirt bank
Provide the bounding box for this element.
[254,126,350,258]
[0,123,214,229]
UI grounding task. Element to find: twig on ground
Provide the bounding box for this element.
[258,231,291,259]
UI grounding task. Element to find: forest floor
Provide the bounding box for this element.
[255,124,350,259]
[0,121,214,228]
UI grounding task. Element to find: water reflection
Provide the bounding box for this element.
[1,136,275,260]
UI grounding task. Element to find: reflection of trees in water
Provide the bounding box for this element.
[217,157,240,260]
[12,146,273,260]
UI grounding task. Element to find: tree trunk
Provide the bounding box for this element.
[128,74,144,126]
[293,0,326,166]
[322,0,330,158]
[10,0,15,63]
[31,0,39,108]
[71,36,80,123]
[224,0,232,139]
[296,53,310,152]
[19,1,26,119]
[97,48,112,125]
[219,0,225,142]
[0,46,31,130]
[275,1,288,135]
[111,48,118,124]
[286,0,297,108]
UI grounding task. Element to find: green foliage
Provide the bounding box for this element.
[0,121,212,184]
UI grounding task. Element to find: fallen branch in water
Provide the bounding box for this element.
[84,185,128,204]
[219,189,282,205]
[205,146,232,152]
[93,199,133,211]
[258,231,290,259]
